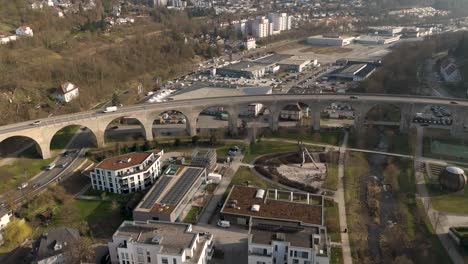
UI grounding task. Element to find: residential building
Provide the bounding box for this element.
[90,150,164,194]
[191,148,217,172]
[235,19,248,35]
[306,35,355,46]
[154,0,168,6]
[280,103,310,121]
[32,227,80,264]
[108,220,214,264]
[243,37,256,50]
[55,81,79,103]
[0,208,12,230]
[252,17,271,38]
[16,26,34,37]
[248,219,330,264]
[268,13,289,31]
[133,165,206,222]
[220,186,331,264]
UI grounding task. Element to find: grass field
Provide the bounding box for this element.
[324,199,341,242]
[270,129,344,146]
[0,157,53,193]
[243,141,299,162]
[50,125,80,150]
[183,206,202,224]
[424,173,468,214]
[330,247,344,264]
[323,163,339,190]
[230,167,278,189]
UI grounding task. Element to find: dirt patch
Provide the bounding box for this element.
[299,46,353,54]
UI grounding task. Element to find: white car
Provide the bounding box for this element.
[31,120,42,125]
[45,163,56,170]
[217,220,230,228]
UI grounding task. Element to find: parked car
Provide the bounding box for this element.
[31,120,42,125]
[217,220,230,228]
[17,182,28,190]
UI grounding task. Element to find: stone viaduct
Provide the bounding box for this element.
[0,94,467,159]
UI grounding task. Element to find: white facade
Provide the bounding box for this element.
[16,26,34,37]
[55,82,79,103]
[252,18,271,38]
[306,35,355,46]
[269,13,289,31]
[108,221,214,264]
[244,37,256,50]
[90,151,163,194]
[0,210,12,230]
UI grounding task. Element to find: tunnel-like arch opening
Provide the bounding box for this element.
[365,104,401,123]
[413,105,453,126]
[104,117,147,143]
[320,102,355,128]
[50,125,98,151]
[153,110,190,138]
[0,136,43,159]
[237,102,271,137]
[196,105,231,138]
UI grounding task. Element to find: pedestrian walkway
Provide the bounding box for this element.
[336,132,353,264]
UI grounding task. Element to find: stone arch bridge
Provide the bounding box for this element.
[0,94,467,159]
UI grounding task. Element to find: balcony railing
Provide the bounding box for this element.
[248,251,272,257]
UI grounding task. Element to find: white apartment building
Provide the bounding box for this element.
[108,220,214,264]
[248,219,330,264]
[235,19,248,35]
[252,18,272,38]
[90,150,163,194]
[268,13,290,32]
[243,37,256,50]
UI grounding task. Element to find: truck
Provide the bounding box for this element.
[103,106,118,113]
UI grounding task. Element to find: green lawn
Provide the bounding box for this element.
[244,141,299,162]
[83,188,131,201]
[424,173,468,214]
[324,199,341,242]
[323,163,339,190]
[270,129,343,146]
[50,125,80,150]
[0,157,53,193]
[230,167,279,189]
[0,219,33,253]
[183,206,202,224]
[330,247,344,264]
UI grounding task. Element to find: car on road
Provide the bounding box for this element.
[349,96,359,99]
[17,182,28,190]
[60,162,69,168]
[45,163,56,170]
[62,151,69,157]
[32,183,41,189]
[420,123,429,127]
[450,101,458,105]
[217,220,230,228]
[31,120,42,125]
[110,126,119,129]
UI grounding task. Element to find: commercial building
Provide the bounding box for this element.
[191,148,217,172]
[355,35,400,45]
[327,63,377,81]
[169,84,272,101]
[217,61,266,79]
[368,26,403,37]
[90,150,164,194]
[277,58,311,72]
[248,219,330,264]
[306,35,355,46]
[108,220,214,264]
[133,165,206,222]
[220,186,330,264]
[32,227,81,264]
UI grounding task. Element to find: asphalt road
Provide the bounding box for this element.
[0,129,93,206]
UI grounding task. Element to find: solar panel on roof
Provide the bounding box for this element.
[140,177,172,209]
[160,168,202,205]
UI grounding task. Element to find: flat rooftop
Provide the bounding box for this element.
[114,221,196,254]
[135,166,205,214]
[222,186,323,226]
[340,63,366,74]
[219,61,265,72]
[250,218,319,248]
[96,152,154,171]
[253,53,291,65]
[278,58,311,66]
[308,35,354,40]
[170,84,272,100]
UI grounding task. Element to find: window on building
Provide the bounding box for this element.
[301,252,309,259]
[263,248,267,255]
[107,171,111,176]
[274,245,278,252]
[173,259,177,264]
[121,253,125,260]
[294,251,298,257]
[147,257,151,263]
[256,262,266,264]
[161,257,169,264]
[293,259,299,264]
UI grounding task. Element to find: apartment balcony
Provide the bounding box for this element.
[248,251,272,258]
[118,158,159,178]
